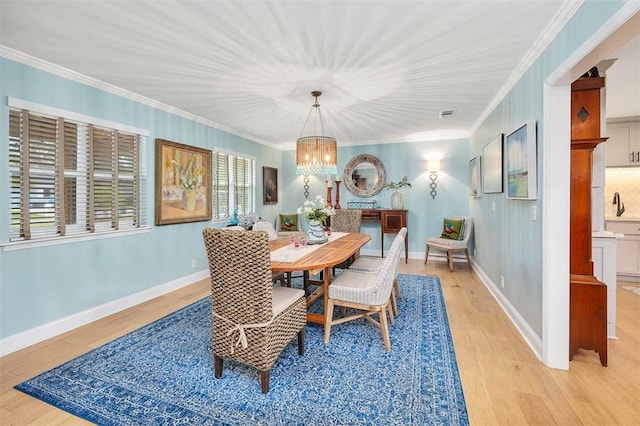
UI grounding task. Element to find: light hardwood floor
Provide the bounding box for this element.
[1,260,638,425]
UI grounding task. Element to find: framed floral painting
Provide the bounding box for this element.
[155,138,212,225]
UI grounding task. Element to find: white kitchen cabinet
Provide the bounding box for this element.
[606,119,640,167]
[605,219,640,280]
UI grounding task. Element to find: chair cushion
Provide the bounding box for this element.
[272,286,305,317]
[427,236,469,250]
[440,218,465,240]
[328,270,378,303]
[278,213,299,232]
[349,256,383,273]
[253,220,279,241]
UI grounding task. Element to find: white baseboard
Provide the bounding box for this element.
[0,270,210,357]
[472,261,543,361]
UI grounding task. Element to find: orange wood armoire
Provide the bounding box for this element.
[569,75,608,366]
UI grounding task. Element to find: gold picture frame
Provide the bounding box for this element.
[155,138,212,225]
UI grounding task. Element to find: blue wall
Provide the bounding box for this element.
[469,0,630,337]
[0,58,283,339]
[281,140,471,256]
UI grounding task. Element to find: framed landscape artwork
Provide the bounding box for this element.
[482,134,503,194]
[263,166,278,204]
[155,138,212,225]
[469,156,481,198]
[505,121,537,200]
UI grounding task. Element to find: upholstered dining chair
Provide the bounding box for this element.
[329,209,363,271]
[202,228,306,393]
[324,234,403,351]
[424,216,474,271]
[348,227,407,317]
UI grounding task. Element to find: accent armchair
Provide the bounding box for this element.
[424,216,473,271]
[202,228,306,393]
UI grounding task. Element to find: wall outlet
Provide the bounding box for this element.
[191,259,197,269]
[531,205,537,221]
[500,275,505,289]
[491,200,496,212]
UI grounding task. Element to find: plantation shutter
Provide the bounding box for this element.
[7,106,146,243]
[212,152,230,218]
[233,156,254,215]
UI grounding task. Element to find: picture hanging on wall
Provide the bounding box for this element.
[469,156,481,198]
[505,120,537,200]
[263,166,278,204]
[482,133,503,194]
[155,138,212,225]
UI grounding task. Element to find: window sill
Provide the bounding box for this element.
[0,227,151,252]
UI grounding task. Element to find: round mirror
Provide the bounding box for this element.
[343,154,386,198]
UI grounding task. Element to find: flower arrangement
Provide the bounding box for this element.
[297,195,335,224]
[166,153,206,191]
[384,176,412,190]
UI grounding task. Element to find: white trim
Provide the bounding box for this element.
[473,261,543,361]
[539,3,640,370]
[8,97,150,136]
[542,83,571,370]
[0,46,279,149]
[0,227,151,252]
[0,269,210,356]
[470,0,584,134]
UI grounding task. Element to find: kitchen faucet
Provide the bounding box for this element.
[612,192,625,217]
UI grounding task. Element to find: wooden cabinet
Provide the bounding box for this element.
[569,76,608,366]
[361,209,408,263]
[605,220,640,277]
[606,119,640,166]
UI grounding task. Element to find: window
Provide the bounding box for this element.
[212,152,255,219]
[8,108,146,242]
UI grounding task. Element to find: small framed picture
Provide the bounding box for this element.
[469,156,481,198]
[482,134,503,194]
[263,166,278,204]
[505,121,537,200]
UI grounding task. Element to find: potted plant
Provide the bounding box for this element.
[384,176,412,209]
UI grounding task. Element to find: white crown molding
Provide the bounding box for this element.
[470,0,585,134]
[0,45,282,150]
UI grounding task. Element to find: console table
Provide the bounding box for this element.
[361,209,408,263]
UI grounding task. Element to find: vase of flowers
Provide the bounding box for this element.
[384,176,412,209]
[166,153,206,212]
[297,195,335,243]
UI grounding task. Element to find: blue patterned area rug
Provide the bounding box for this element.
[15,274,468,425]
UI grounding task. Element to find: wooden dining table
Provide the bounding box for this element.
[269,232,371,326]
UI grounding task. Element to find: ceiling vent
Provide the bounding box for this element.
[439,109,456,118]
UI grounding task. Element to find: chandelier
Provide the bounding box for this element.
[295,91,338,198]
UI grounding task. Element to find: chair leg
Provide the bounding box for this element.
[298,328,305,355]
[390,287,398,317]
[465,248,472,268]
[394,277,401,299]
[324,299,335,344]
[448,249,454,271]
[214,355,223,379]
[424,244,430,264]
[260,370,270,394]
[379,304,391,351]
[387,302,395,325]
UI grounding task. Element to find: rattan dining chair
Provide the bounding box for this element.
[324,233,403,351]
[329,209,363,271]
[202,228,306,393]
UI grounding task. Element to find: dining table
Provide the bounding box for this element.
[269,232,372,326]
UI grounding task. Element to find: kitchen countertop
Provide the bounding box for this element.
[605,216,640,222]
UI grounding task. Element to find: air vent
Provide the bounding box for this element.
[439,109,456,118]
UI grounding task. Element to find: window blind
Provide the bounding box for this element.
[7,109,145,242]
[212,152,255,219]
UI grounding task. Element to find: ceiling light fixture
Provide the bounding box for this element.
[296,91,338,199]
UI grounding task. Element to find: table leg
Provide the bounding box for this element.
[305,266,332,327]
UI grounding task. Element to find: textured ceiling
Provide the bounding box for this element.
[1,0,586,148]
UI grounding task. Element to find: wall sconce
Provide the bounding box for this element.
[427,159,440,199]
